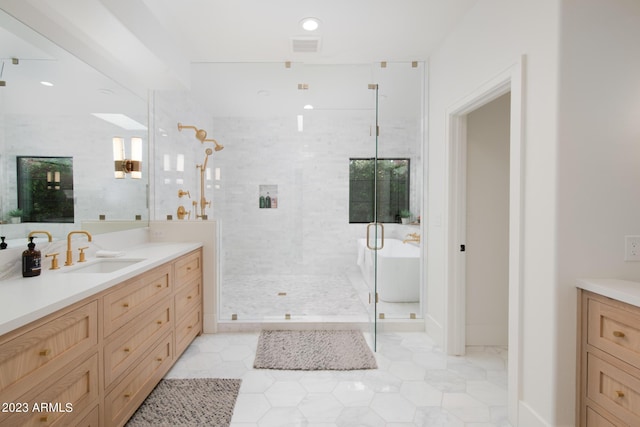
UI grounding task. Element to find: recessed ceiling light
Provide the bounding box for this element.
[303,104,314,110]
[300,17,320,31]
[40,81,53,87]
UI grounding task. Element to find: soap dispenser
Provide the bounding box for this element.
[0,236,6,250]
[22,237,42,277]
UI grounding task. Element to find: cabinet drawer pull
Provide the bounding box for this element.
[615,390,625,398]
[40,416,48,423]
[156,284,162,288]
[187,295,193,300]
[39,349,51,357]
[122,303,129,308]
[156,357,163,362]
[187,267,192,271]
[187,325,193,329]
[157,320,163,325]
[123,347,130,352]
[613,330,626,338]
[124,392,132,398]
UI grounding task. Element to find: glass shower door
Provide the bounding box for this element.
[366,82,381,351]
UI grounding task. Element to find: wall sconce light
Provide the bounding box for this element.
[113,137,142,179]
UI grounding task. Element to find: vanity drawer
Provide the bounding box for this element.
[174,250,202,289]
[175,277,202,320]
[105,333,173,427]
[587,406,616,427]
[104,298,172,387]
[588,297,640,366]
[587,352,640,426]
[0,352,98,427]
[0,301,97,399]
[176,307,201,357]
[72,404,99,427]
[103,264,172,337]
[586,406,618,427]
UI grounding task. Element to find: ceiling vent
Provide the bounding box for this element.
[291,37,321,53]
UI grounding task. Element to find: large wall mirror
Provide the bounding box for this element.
[0,10,149,243]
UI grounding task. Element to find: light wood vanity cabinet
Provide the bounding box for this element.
[174,250,203,357]
[0,301,99,426]
[578,290,640,426]
[103,264,172,338]
[0,248,203,427]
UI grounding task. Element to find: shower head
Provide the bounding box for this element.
[204,138,224,151]
[177,123,208,142]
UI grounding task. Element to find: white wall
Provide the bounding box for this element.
[557,0,640,425]
[426,0,561,425]
[465,93,510,346]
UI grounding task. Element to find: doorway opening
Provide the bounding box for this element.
[445,60,524,425]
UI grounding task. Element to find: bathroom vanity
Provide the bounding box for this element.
[0,242,202,426]
[576,279,640,426]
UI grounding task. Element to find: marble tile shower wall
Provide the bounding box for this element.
[151,91,214,221]
[0,114,147,240]
[207,113,421,276]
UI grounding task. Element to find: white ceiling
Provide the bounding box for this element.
[0,0,477,116]
[140,0,477,63]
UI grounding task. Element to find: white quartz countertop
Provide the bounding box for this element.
[0,241,202,335]
[577,278,640,307]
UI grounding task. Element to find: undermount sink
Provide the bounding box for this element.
[64,258,145,274]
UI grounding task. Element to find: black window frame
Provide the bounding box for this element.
[349,158,410,224]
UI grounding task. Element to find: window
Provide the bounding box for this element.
[349,158,410,223]
[17,156,74,223]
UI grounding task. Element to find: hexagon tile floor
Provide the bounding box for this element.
[165,332,512,426]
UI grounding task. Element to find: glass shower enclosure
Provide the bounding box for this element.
[188,61,424,350]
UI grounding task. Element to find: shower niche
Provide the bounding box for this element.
[259,185,278,209]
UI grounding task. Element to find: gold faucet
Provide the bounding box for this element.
[403,232,421,244]
[28,230,53,242]
[65,231,92,266]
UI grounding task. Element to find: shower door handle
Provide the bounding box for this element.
[366,222,385,250]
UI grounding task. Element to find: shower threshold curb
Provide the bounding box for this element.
[216,318,425,333]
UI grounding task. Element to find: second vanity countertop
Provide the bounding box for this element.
[0,241,202,336]
[577,278,640,308]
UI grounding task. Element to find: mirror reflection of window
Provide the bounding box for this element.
[17,156,74,223]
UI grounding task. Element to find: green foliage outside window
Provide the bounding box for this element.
[349,158,409,223]
[17,156,75,223]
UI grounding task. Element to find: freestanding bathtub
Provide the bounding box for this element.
[357,238,420,302]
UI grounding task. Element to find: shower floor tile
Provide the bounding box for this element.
[220,271,422,322]
[220,274,369,321]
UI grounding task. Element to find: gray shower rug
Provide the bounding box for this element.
[253,329,378,370]
[125,378,241,427]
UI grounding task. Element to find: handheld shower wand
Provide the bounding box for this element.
[196,148,214,219]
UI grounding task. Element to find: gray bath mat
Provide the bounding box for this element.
[125,378,241,426]
[254,329,378,370]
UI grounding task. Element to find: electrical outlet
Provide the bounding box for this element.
[624,235,640,261]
